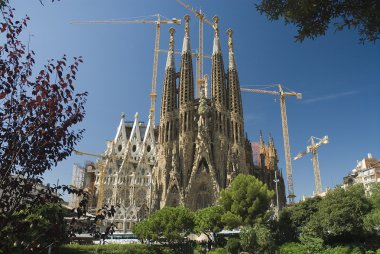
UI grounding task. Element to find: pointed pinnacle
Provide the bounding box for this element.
[213,16,219,37]
[227,28,233,50]
[184,15,190,37]
[169,27,175,50]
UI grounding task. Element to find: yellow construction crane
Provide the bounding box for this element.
[176,0,213,98]
[74,150,118,211]
[241,84,302,203]
[72,14,181,126]
[294,135,329,195]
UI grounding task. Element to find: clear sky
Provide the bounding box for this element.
[11,0,380,201]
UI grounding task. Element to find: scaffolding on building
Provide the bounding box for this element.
[69,163,85,208]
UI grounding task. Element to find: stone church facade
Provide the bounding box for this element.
[89,15,286,230]
[153,15,277,211]
[93,113,156,230]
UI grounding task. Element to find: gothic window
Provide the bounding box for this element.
[135,188,146,207]
[189,181,213,210]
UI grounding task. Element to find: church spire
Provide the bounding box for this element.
[269,134,276,157]
[182,15,191,54]
[179,15,194,106]
[259,130,265,154]
[211,16,226,109]
[212,16,221,54]
[227,28,242,116]
[166,28,175,69]
[227,28,236,69]
[159,28,178,143]
[179,14,194,133]
[160,28,177,116]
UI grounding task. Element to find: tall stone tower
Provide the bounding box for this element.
[154,16,252,211]
[253,131,287,210]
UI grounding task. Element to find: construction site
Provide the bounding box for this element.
[68,1,334,233]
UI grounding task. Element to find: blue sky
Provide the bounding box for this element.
[11,0,379,201]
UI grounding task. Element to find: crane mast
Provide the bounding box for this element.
[241,84,302,203]
[294,135,329,195]
[151,19,160,126]
[72,14,181,126]
[278,85,295,203]
[311,149,322,194]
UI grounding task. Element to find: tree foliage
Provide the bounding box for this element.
[364,183,380,234]
[3,203,67,254]
[194,205,224,242]
[240,223,275,254]
[303,185,372,244]
[256,0,380,43]
[133,207,195,245]
[219,174,274,225]
[221,211,243,230]
[0,5,87,253]
[276,195,321,242]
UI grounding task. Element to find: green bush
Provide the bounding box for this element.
[278,242,306,253]
[323,246,352,254]
[279,243,380,254]
[225,238,240,254]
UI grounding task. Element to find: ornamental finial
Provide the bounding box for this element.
[227,28,233,50]
[121,112,125,119]
[184,15,190,37]
[134,112,139,119]
[213,16,219,37]
[169,27,175,50]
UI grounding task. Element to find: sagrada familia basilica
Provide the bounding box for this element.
[72,15,286,231]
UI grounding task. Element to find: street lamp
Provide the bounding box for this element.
[273,171,280,218]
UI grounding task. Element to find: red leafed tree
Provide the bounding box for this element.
[0,6,87,252]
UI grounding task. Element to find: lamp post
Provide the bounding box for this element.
[273,171,280,218]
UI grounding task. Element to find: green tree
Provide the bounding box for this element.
[4,204,67,254]
[133,207,195,245]
[221,211,243,229]
[240,223,275,254]
[219,174,274,225]
[194,205,224,243]
[364,183,380,234]
[304,185,372,244]
[256,0,380,43]
[299,224,324,254]
[225,237,240,254]
[279,195,321,241]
